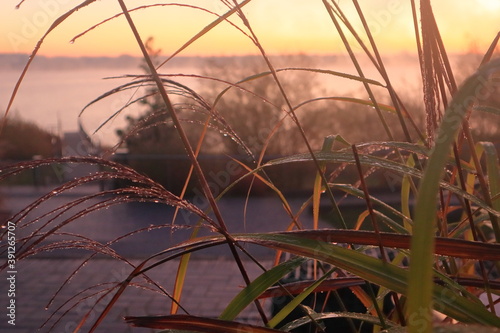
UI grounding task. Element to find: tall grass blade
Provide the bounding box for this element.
[125,314,281,332]
[115,1,269,325]
[225,233,500,326]
[293,96,401,116]
[162,231,500,325]
[279,311,395,332]
[473,105,500,116]
[407,58,500,333]
[219,256,307,321]
[3,0,96,124]
[158,0,253,68]
[313,136,341,231]
[351,0,413,142]
[401,155,416,232]
[322,1,395,141]
[479,142,500,238]
[261,152,500,218]
[258,277,367,299]
[480,31,500,65]
[267,268,333,328]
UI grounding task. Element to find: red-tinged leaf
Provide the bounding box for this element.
[259,277,500,300]
[125,314,281,332]
[259,277,367,299]
[275,230,500,261]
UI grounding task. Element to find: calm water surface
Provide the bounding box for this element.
[1,55,423,146]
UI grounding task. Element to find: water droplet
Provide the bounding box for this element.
[69,40,74,45]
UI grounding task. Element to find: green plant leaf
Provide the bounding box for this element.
[260,151,500,218]
[313,136,346,230]
[224,233,500,326]
[126,314,282,332]
[172,232,500,326]
[331,183,412,233]
[258,277,366,299]
[219,256,307,321]
[267,268,332,328]
[480,142,500,237]
[407,58,500,333]
[280,311,397,332]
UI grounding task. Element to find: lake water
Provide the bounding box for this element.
[1,65,201,146]
[0,54,427,146]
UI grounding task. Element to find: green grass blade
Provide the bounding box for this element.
[407,59,500,333]
[219,256,307,321]
[480,141,500,238]
[401,154,416,232]
[170,253,190,315]
[313,136,347,230]
[267,269,332,328]
[280,311,396,332]
[226,233,500,326]
[331,183,412,234]
[172,222,205,314]
[262,152,500,218]
[126,314,282,332]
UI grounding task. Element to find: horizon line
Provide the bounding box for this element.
[1,50,484,59]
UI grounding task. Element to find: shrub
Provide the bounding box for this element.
[0,116,60,160]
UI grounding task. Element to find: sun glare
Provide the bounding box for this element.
[476,0,500,10]
[0,1,498,57]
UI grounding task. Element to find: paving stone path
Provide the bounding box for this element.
[0,257,273,332]
[0,184,382,332]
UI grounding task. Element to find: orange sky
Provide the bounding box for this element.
[0,0,499,57]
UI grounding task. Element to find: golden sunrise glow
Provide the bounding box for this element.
[0,1,498,57]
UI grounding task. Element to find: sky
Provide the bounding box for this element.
[0,0,499,58]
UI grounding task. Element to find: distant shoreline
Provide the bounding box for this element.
[0,52,432,71]
[0,51,481,72]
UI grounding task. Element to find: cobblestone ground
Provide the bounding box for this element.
[0,185,377,332]
[0,257,273,332]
